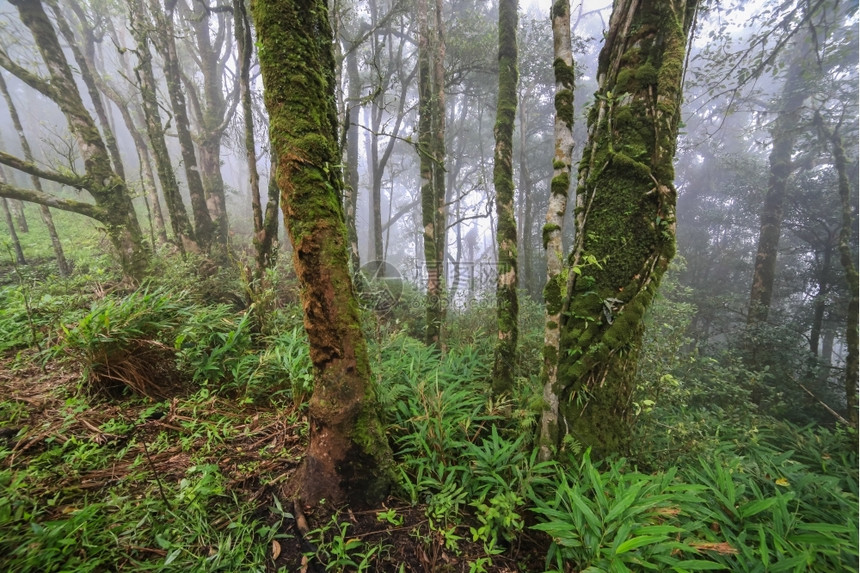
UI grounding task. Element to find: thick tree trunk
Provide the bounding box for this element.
[491,0,519,395]
[747,35,815,324]
[0,71,69,275]
[538,0,575,460]
[253,0,393,506]
[9,0,148,279]
[555,0,698,456]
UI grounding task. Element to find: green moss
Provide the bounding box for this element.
[542,223,561,249]
[550,172,570,198]
[553,57,575,90]
[554,89,574,128]
[635,62,658,86]
[553,159,566,170]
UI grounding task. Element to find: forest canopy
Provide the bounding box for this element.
[0,0,857,570]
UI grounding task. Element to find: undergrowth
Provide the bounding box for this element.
[0,253,856,572]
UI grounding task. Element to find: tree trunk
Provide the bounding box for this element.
[252,0,393,506]
[47,0,126,180]
[491,0,519,395]
[129,0,198,253]
[538,0,575,460]
[8,0,148,279]
[817,116,858,426]
[344,42,362,275]
[0,71,69,275]
[747,34,815,324]
[182,1,234,248]
[555,0,698,456]
[0,166,26,265]
[10,200,28,233]
[147,0,215,251]
[417,0,446,346]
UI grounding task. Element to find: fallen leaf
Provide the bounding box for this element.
[272,540,281,560]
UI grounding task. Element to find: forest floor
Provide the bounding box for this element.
[0,349,548,572]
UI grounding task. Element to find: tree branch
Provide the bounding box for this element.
[0,181,104,221]
[0,47,52,98]
[0,151,89,190]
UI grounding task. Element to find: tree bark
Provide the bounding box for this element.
[539,0,575,460]
[491,0,519,395]
[7,0,148,279]
[0,71,69,275]
[344,42,361,275]
[555,0,698,456]
[252,0,393,506]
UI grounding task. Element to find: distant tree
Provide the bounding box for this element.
[551,0,699,455]
[129,0,200,253]
[0,0,149,279]
[491,0,519,395]
[0,72,68,276]
[0,170,26,266]
[252,0,393,505]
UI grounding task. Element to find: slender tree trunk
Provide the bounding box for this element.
[747,34,815,324]
[816,116,858,426]
[129,0,198,253]
[418,0,440,345]
[554,0,698,456]
[539,0,575,460]
[491,0,519,395]
[809,243,833,355]
[432,0,447,331]
[0,166,25,265]
[0,71,69,275]
[344,42,361,275]
[9,0,148,279]
[253,0,393,506]
[10,200,28,233]
[182,1,233,248]
[147,0,215,251]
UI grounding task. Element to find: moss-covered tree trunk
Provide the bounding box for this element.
[747,34,815,324]
[555,0,698,455]
[417,0,447,346]
[491,0,519,395]
[252,0,393,506]
[0,71,68,275]
[7,0,148,279]
[539,0,576,461]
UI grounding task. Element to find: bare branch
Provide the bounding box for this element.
[0,181,104,221]
[0,151,89,190]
